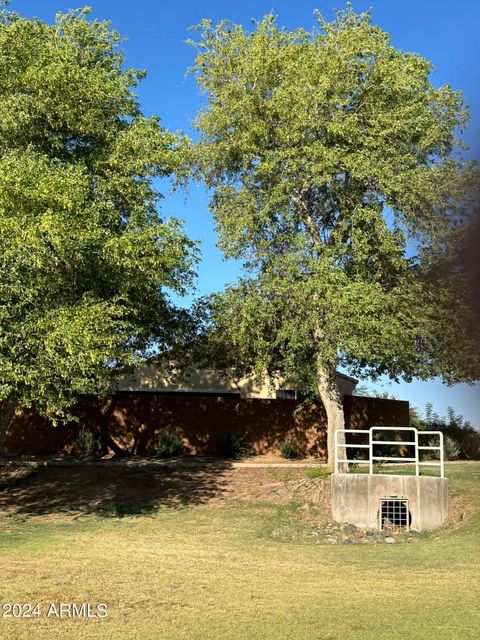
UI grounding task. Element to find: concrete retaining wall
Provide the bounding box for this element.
[331,473,448,531]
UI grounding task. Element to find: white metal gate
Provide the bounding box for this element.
[334,426,444,477]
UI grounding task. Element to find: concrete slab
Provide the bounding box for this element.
[331,473,448,531]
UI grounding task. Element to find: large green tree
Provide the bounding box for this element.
[0,6,196,437]
[188,7,479,466]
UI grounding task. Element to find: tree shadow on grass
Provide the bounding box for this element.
[0,461,234,519]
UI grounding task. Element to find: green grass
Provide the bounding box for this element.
[0,464,479,639]
[349,463,446,476]
[305,465,332,480]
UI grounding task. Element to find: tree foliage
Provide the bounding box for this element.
[188,6,479,390]
[0,7,197,425]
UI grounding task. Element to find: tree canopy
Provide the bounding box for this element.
[0,7,197,428]
[188,6,479,463]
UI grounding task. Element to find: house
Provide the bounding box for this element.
[116,364,359,398]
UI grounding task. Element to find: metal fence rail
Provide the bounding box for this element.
[334,426,444,477]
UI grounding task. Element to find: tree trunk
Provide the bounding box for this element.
[316,365,347,471]
[295,195,347,470]
[0,402,15,453]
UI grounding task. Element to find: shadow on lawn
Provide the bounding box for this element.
[0,462,234,518]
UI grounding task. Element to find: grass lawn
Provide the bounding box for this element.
[0,462,479,639]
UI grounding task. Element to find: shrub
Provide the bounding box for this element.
[430,435,461,461]
[305,466,331,480]
[153,430,183,458]
[74,427,99,460]
[349,455,360,470]
[444,436,461,461]
[217,431,249,459]
[461,431,480,460]
[280,440,303,459]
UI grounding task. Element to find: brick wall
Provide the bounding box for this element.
[1,393,410,458]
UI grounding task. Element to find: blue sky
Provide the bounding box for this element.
[13,1,480,424]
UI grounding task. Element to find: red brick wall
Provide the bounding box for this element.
[1,393,409,458]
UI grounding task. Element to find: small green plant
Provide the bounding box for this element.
[280,440,303,459]
[373,460,387,474]
[74,427,99,460]
[267,468,294,484]
[305,466,331,480]
[153,430,183,458]
[218,431,249,459]
[344,452,363,471]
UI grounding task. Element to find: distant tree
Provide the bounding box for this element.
[409,406,423,430]
[418,403,479,459]
[187,7,479,467]
[423,403,474,432]
[0,7,197,439]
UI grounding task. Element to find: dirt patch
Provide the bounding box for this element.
[0,464,332,521]
[0,465,36,491]
[444,494,475,528]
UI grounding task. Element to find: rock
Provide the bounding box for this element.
[327,538,338,544]
[343,523,358,534]
[384,537,396,544]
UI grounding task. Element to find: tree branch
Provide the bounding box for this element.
[292,184,323,248]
